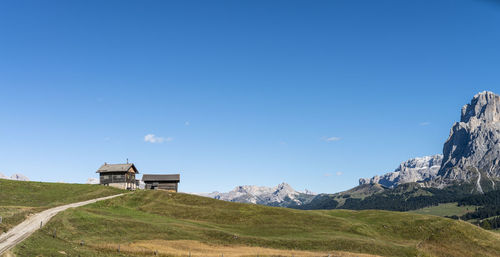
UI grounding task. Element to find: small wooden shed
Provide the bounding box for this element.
[142,174,180,192]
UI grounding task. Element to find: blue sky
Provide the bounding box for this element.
[0,0,499,193]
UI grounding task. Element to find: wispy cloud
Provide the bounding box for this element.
[144,134,173,144]
[324,172,343,177]
[185,121,190,126]
[419,121,431,126]
[323,136,341,142]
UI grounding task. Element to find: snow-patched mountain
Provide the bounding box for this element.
[200,183,316,207]
[359,155,443,188]
[1,173,30,181]
[10,173,29,181]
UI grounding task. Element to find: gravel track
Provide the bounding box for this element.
[0,193,125,255]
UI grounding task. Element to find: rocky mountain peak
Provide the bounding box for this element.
[275,182,294,192]
[461,91,500,124]
[302,189,316,195]
[270,182,298,203]
[395,154,443,173]
[437,91,500,192]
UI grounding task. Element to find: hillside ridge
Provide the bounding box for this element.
[11,190,500,257]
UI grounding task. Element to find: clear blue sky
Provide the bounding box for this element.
[0,0,499,193]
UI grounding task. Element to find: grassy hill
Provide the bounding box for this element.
[0,179,123,233]
[10,190,500,257]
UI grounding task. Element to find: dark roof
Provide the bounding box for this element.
[96,163,139,174]
[142,174,180,182]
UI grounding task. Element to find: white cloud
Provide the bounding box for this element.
[323,136,341,142]
[324,172,342,177]
[419,121,431,126]
[185,121,190,126]
[144,134,173,144]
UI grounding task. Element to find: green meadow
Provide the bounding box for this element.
[408,202,475,217]
[11,190,500,257]
[0,179,123,233]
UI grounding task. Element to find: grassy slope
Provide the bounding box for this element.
[408,203,475,217]
[0,179,124,232]
[13,191,500,257]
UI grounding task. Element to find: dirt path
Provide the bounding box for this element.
[0,193,125,255]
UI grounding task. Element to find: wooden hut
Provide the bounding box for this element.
[142,174,180,192]
[96,163,139,190]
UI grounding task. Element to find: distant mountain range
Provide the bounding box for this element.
[198,183,316,207]
[0,173,29,181]
[86,178,99,184]
[202,91,500,210]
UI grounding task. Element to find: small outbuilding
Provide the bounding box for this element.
[96,163,139,190]
[142,174,180,192]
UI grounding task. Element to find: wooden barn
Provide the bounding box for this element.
[96,163,139,190]
[142,174,180,192]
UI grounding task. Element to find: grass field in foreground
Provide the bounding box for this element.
[0,179,124,233]
[407,202,475,217]
[11,190,500,257]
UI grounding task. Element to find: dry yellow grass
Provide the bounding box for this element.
[96,240,381,257]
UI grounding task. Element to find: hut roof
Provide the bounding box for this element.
[96,163,139,174]
[142,174,180,182]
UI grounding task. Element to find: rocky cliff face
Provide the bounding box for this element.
[199,182,316,207]
[359,154,443,188]
[360,91,500,193]
[435,91,500,191]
